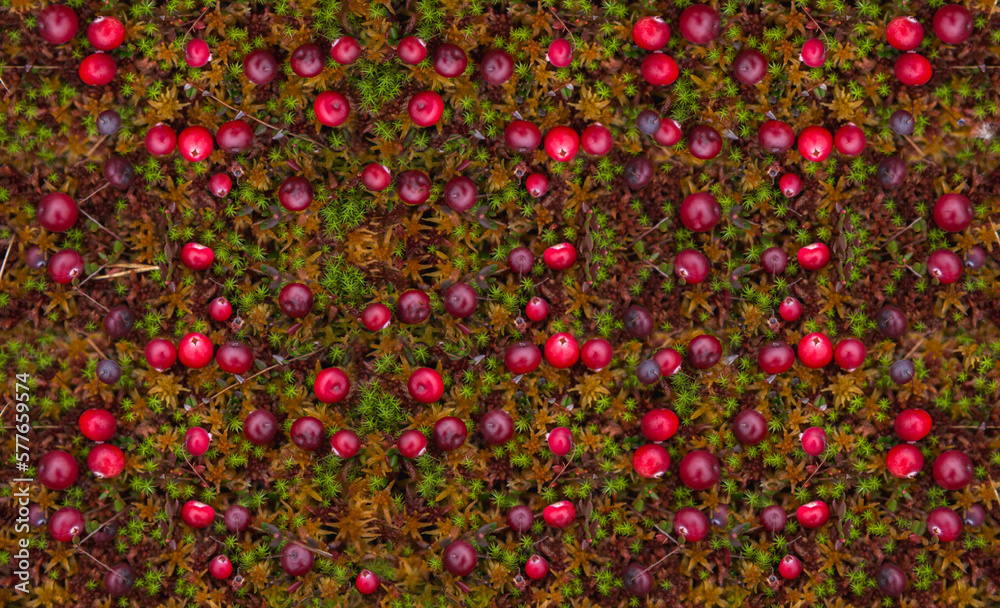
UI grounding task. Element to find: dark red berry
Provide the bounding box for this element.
[397,36,427,64]
[757,120,795,153]
[96,359,121,384]
[290,416,325,451]
[216,119,253,153]
[397,170,431,205]
[433,417,468,451]
[330,36,362,64]
[876,563,907,596]
[928,249,963,284]
[688,124,722,159]
[280,542,315,576]
[675,249,710,284]
[623,305,654,339]
[833,338,866,371]
[278,283,314,318]
[314,367,350,403]
[507,246,534,274]
[505,342,542,375]
[37,192,78,232]
[290,43,324,77]
[443,282,477,318]
[678,4,720,44]
[507,505,534,532]
[932,450,973,490]
[481,409,514,445]
[331,429,361,458]
[761,246,787,274]
[933,193,974,232]
[480,48,513,84]
[39,4,79,45]
[433,44,467,77]
[505,120,542,153]
[760,505,787,532]
[877,305,908,339]
[443,540,477,575]
[244,49,278,85]
[876,156,907,189]
[278,176,314,212]
[580,123,613,155]
[733,49,767,85]
[104,156,135,190]
[397,289,431,324]
[674,507,709,541]
[623,563,653,596]
[678,450,720,490]
[927,507,963,542]
[244,409,278,445]
[48,249,83,284]
[833,123,865,156]
[688,334,722,369]
[39,450,78,490]
[360,163,392,191]
[50,507,84,542]
[224,504,251,532]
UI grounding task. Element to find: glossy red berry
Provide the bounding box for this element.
[761,505,787,532]
[314,91,350,127]
[280,542,315,576]
[542,501,576,528]
[208,297,232,322]
[796,500,830,529]
[76,407,116,444]
[216,341,252,374]
[800,38,826,67]
[525,296,549,322]
[87,16,124,51]
[355,570,380,594]
[933,4,973,44]
[361,302,391,331]
[408,367,444,404]
[244,410,278,445]
[886,16,924,50]
[525,555,549,580]
[688,124,722,159]
[443,540,477,575]
[37,192,78,232]
[209,173,232,198]
[181,500,215,528]
[653,348,683,376]
[798,125,833,161]
[360,163,392,191]
[39,450,78,490]
[797,242,830,270]
[678,450,720,490]
[933,193,974,232]
[146,123,177,157]
[580,123,613,156]
[178,332,213,369]
[675,249,710,284]
[408,91,444,127]
[39,4,79,45]
[397,429,428,458]
[758,120,795,153]
[733,49,767,85]
[633,16,670,50]
[526,172,549,198]
[762,247,788,274]
[688,334,722,369]
[895,53,932,85]
[507,505,534,532]
[632,443,671,478]
[433,43,467,77]
[178,125,214,162]
[443,176,477,212]
[480,48,513,84]
[243,49,278,85]
[51,506,85,542]
[933,450,973,490]
[895,408,932,441]
[180,242,213,270]
[397,169,431,205]
[927,507,963,542]
[877,563,908,596]
[678,4,720,44]
[315,367,350,403]
[216,119,253,153]
[289,417,324,452]
[641,409,679,442]
[433,417,468,451]
[778,555,802,579]
[287,42,324,77]
[833,338,866,371]
[396,36,427,64]
[330,36,362,64]
[543,242,578,270]
[87,443,125,479]
[674,507,709,541]
[481,410,514,445]
[185,427,211,456]
[547,427,574,456]
[185,38,211,67]
[623,563,653,596]
[145,338,177,371]
[547,38,573,67]
[779,173,802,197]
[834,123,865,156]
[928,249,963,284]
[397,289,431,324]
[442,282,476,318]
[640,52,679,85]
[886,443,924,479]
[278,176,314,212]
[580,338,613,370]
[544,332,580,369]
[654,118,683,146]
[798,332,833,368]
[779,296,802,321]
[278,283,313,318]
[330,429,361,458]
[800,427,827,456]
[47,249,83,284]
[544,126,580,162]
[679,192,722,232]
[733,410,767,445]
[505,342,542,375]
[505,120,542,153]
[79,53,117,86]
[209,555,233,580]
[224,504,251,532]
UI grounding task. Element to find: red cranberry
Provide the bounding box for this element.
[641,409,679,442]
[145,123,177,157]
[37,192,78,232]
[216,119,253,153]
[278,283,313,318]
[178,332,213,369]
[927,507,963,542]
[97,360,122,387]
[224,504,250,532]
[216,341,252,374]
[185,427,211,456]
[397,170,431,205]
[433,417,468,451]
[396,36,427,64]
[39,450,79,490]
[876,156,908,189]
[105,564,135,596]
[640,52,679,85]
[180,242,213,270]
[360,163,392,191]
[800,38,826,67]
[443,540,477,575]
[623,305,654,339]
[280,542,315,576]
[526,172,549,198]
[443,176,477,212]
[397,289,431,324]
[798,332,833,368]
[797,242,830,270]
[797,125,833,161]
[278,176,314,211]
[50,507,84,541]
[933,450,973,490]
[356,569,380,594]
[886,443,924,479]
[547,427,573,456]
[331,429,361,458]
[181,500,215,528]
[79,408,117,442]
[688,334,722,369]
[408,91,444,127]
[408,368,444,404]
[833,334,867,371]
[544,332,579,368]
[39,4,79,44]
[688,124,722,159]
[877,305,908,339]
[654,118,683,146]
[933,193,974,232]
[315,367,350,403]
[244,409,278,445]
[544,126,580,162]
[481,409,514,445]
[542,501,576,529]
[778,555,802,579]
[243,49,278,85]
[674,507,709,541]
[760,246,787,274]
[480,48,513,84]
[895,408,932,441]
[895,53,932,85]
[800,427,827,456]
[525,296,549,322]
[185,38,211,67]
[26,245,47,269]
[505,342,542,374]
[525,555,549,580]
[675,249,710,284]
[505,120,542,153]
[398,430,427,458]
[877,563,908,596]
[890,109,915,134]
[733,410,767,445]
[144,338,176,371]
[928,249,963,284]
[507,246,534,274]
[290,43,324,77]
[834,123,865,156]
[314,91,350,127]
[633,16,670,50]
[290,416,324,451]
[654,348,682,376]
[209,173,232,198]
[79,53,117,87]
[779,173,802,197]
[758,341,794,375]
[758,120,795,153]
[209,555,233,580]
[761,505,787,532]
[87,443,125,479]
[623,563,653,596]
[433,43,467,77]
[933,4,973,44]
[360,302,391,331]
[103,156,135,190]
[580,338,612,370]
[507,505,534,532]
[887,16,924,50]
[543,242,578,270]
[209,297,232,322]
[796,500,830,528]
[779,296,802,321]
[733,49,767,85]
[678,192,721,232]
[330,36,361,64]
[678,450,720,490]
[577,124,612,157]
[178,125,214,162]
[547,38,573,67]
[632,443,671,478]
[442,282,476,318]
[678,4,720,44]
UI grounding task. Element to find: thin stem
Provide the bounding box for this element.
[80,509,127,544]
[73,287,109,313]
[77,207,128,246]
[186,83,325,149]
[195,345,330,408]
[0,236,13,285]
[802,450,829,488]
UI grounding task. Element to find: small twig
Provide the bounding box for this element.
[903,337,925,360]
[79,182,111,205]
[882,217,923,248]
[801,450,829,488]
[902,134,927,159]
[181,4,213,42]
[988,475,1000,509]
[548,455,575,488]
[74,544,116,573]
[183,452,210,486]
[84,134,109,158]
[0,65,61,70]
[629,216,670,246]
[73,287,109,313]
[547,5,577,44]
[79,509,127,544]
[0,236,13,285]
[194,345,330,409]
[87,338,108,359]
[77,207,128,246]
[78,263,109,287]
[799,7,829,43]
[96,264,161,280]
